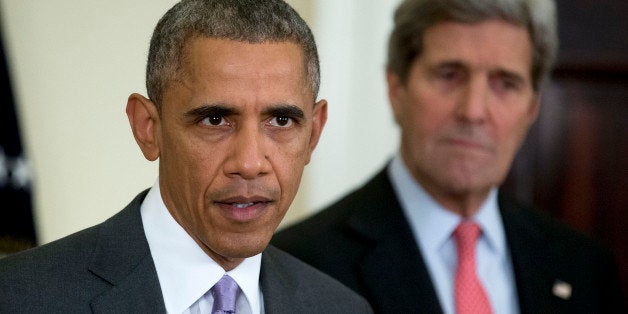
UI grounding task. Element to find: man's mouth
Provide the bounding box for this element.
[233,202,255,209]
[214,196,273,222]
[217,196,272,207]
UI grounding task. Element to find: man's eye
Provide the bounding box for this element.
[437,69,459,81]
[492,77,522,93]
[500,80,517,90]
[201,115,227,126]
[269,116,293,127]
[500,78,521,91]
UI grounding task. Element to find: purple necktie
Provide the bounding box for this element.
[211,275,239,314]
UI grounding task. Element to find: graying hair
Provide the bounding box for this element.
[387,0,558,90]
[146,0,319,109]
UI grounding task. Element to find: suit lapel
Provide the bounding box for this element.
[87,191,166,313]
[348,169,443,313]
[89,256,165,313]
[259,247,299,313]
[357,227,443,313]
[500,195,559,314]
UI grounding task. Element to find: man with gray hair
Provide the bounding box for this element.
[0,1,373,313]
[273,0,623,313]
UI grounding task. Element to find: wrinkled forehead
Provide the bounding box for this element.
[420,20,533,74]
[161,37,314,112]
[174,37,311,93]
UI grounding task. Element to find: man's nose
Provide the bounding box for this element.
[223,125,271,179]
[455,77,489,124]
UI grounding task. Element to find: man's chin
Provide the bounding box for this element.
[215,233,271,258]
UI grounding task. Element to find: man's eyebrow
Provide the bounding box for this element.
[432,60,466,69]
[432,60,528,82]
[185,104,237,120]
[263,104,305,120]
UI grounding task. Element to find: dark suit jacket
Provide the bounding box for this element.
[272,167,624,313]
[0,191,372,314]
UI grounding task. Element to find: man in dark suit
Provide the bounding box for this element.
[0,1,372,313]
[273,0,624,313]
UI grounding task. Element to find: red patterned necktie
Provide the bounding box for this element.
[454,221,492,314]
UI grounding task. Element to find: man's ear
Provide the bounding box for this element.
[526,94,541,127]
[305,99,328,164]
[386,70,404,124]
[126,93,161,161]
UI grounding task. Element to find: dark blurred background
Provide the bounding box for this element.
[503,0,627,301]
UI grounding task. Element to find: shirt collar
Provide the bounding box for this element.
[140,179,262,314]
[388,154,506,255]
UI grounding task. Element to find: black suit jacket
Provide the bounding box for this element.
[0,191,372,313]
[272,167,624,313]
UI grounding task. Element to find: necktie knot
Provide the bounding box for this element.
[454,221,481,258]
[211,275,239,314]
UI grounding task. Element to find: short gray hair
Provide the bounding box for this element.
[387,0,558,90]
[146,0,319,109]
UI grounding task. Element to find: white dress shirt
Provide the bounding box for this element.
[388,155,520,314]
[140,179,264,314]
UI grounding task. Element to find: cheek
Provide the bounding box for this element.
[402,100,447,143]
[270,127,312,158]
[493,110,533,156]
[268,135,309,190]
[163,132,223,193]
[267,158,303,219]
[163,138,199,175]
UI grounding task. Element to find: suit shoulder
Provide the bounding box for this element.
[501,194,625,312]
[0,223,100,275]
[263,246,373,313]
[1,190,148,276]
[501,195,621,277]
[274,169,391,244]
[0,224,105,312]
[272,191,356,253]
[501,195,609,253]
[264,246,356,290]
